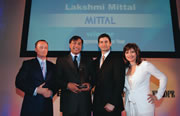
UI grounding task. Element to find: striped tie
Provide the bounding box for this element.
[41,61,46,79]
[100,55,105,68]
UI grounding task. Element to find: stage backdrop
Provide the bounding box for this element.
[0,0,180,116]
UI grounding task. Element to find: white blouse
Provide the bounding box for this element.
[124,61,167,116]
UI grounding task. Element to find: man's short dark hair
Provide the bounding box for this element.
[69,35,83,45]
[35,40,48,48]
[98,33,111,43]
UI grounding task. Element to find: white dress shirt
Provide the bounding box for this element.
[100,50,110,68]
[71,52,80,67]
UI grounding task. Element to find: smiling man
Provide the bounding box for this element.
[55,36,95,116]
[93,33,125,116]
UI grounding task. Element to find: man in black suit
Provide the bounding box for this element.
[56,36,94,116]
[93,33,125,116]
[15,40,56,116]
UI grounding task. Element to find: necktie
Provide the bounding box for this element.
[41,61,46,79]
[73,56,78,70]
[100,55,105,68]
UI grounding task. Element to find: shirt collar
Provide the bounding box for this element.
[102,50,110,58]
[37,57,46,64]
[70,52,80,59]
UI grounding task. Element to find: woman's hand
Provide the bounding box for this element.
[147,94,158,104]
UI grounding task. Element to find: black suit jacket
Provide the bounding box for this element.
[93,52,125,112]
[56,54,94,113]
[15,58,56,116]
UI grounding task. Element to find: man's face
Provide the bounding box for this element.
[69,39,82,55]
[35,41,48,58]
[98,37,112,53]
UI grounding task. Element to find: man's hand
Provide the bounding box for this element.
[67,82,81,93]
[43,89,53,98]
[79,83,91,91]
[37,83,52,98]
[104,103,115,112]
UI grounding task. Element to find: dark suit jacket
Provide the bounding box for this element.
[93,52,125,112]
[15,58,56,116]
[56,54,94,113]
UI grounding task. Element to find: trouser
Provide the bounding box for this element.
[93,110,121,116]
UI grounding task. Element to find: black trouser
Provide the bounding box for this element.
[93,110,121,116]
[63,111,91,116]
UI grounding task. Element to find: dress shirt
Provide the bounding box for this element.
[33,57,47,96]
[71,52,80,67]
[100,50,110,68]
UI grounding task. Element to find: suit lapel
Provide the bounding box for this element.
[79,54,86,69]
[45,61,51,81]
[67,54,79,74]
[99,53,111,71]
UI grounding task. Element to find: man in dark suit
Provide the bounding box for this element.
[15,40,56,116]
[93,33,125,116]
[56,36,94,116]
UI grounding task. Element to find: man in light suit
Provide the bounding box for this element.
[56,36,94,116]
[15,40,56,116]
[93,33,125,116]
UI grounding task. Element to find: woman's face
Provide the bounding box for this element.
[125,48,137,63]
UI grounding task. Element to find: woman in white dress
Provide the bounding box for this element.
[122,43,167,116]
